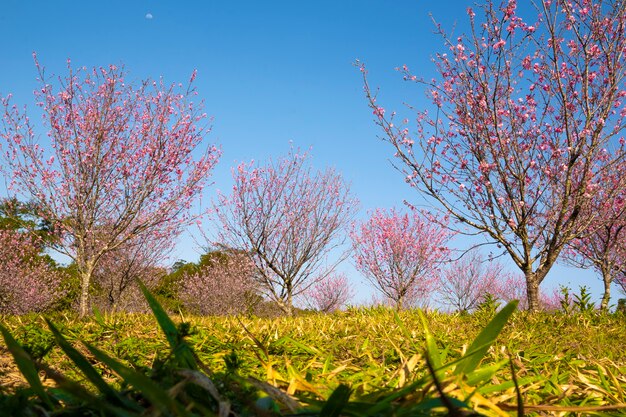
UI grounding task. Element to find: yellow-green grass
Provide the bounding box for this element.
[1,308,625,415]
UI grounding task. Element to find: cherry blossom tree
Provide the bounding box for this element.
[0,56,220,317]
[350,208,451,310]
[90,235,169,313]
[496,274,563,311]
[564,212,626,310]
[212,148,358,316]
[362,0,626,310]
[0,230,64,315]
[0,198,65,314]
[563,167,626,310]
[617,272,626,295]
[302,273,353,313]
[437,250,509,312]
[180,250,260,316]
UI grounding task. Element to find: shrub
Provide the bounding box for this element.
[0,230,64,314]
[180,251,261,316]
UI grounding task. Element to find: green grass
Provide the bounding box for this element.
[1,299,625,416]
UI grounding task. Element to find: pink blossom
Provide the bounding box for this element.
[0,58,220,317]
[302,273,353,313]
[0,230,65,314]
[181,251,260,316]
[438,251,509,312]
[211,148,358,316]
[351,208,450,309]
[373,107,385,118]
[359,0,626,311]
[493,39,506,50]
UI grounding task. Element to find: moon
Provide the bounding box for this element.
[145,13,153,20]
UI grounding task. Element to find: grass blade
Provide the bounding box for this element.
[362,375,431,416]
[319,384,352,417]
[454,300,518,376]
[37,361,139,417]
[392,309,444,370]
[138,280,197,370]
[84,342,192,417]
[417,309,442,370]
[0,323,54,408]
[45,319,137,410]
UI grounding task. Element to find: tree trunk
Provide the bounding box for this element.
[525,263,554,312]
[274,298,291,316]
[78,261,95,318]
[526,272,541,312]
[600,270,612,311]
[276,291,294,316]
[396,295,403,311]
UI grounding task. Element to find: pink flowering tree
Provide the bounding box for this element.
[0,57,220,317]
[361,0,626,311]
[212,148,359,316]
[302,273,353,313]
[617,273,626,296]
[90,234,169,313]
[0,230,64,315]
[437,250,509,313]
[564,218,626,311]
[563,170,626,310]
[180,250,260,316]
[495,274,563,311]
[351,208,451,310]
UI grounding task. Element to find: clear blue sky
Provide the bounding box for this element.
[0,0,616,306]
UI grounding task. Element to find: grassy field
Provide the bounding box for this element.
[1,298,626,416]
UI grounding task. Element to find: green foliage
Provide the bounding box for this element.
[1,294,260,415]
[14,322,55,361]
[474,292,501,322]
[0,323,55,409]
[559,285,574,314]
[48,262,81,312]
[573,286,595,314]
[0,198,56,246]
[153,266,188,312]
[139,281,198,370]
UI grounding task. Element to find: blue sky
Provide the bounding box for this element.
[0,1,617,306]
